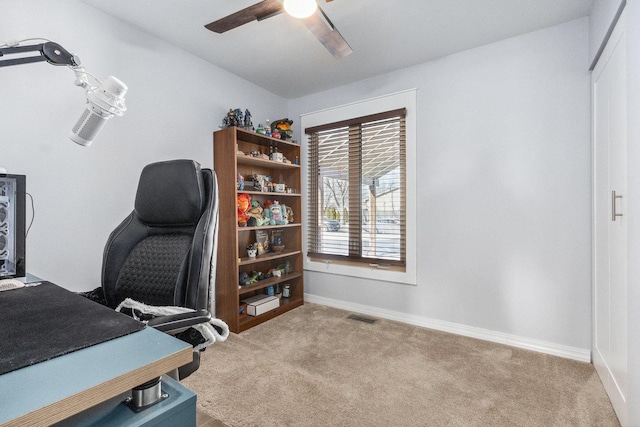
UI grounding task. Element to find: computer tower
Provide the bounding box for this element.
[0,174,26,279]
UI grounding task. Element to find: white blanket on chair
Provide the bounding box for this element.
[115,298,229,351]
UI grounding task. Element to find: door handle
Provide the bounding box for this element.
[612,190,623,221]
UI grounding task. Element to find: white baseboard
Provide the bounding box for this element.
[304,293,591,363]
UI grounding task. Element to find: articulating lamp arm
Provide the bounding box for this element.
[0,40,92,88]
[0,41,79,68]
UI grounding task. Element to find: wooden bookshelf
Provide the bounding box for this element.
[213,126,303,333]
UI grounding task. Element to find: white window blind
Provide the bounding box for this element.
[306,108,406,269]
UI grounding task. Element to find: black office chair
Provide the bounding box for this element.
[98,159,220,380]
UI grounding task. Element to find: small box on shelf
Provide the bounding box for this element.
[241,294,280,316]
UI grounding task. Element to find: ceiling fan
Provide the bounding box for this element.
[205,0,352,59]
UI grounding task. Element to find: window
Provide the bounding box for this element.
[301,89,416,285]
[306,109,406,270]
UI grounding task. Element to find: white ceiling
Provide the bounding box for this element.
[81,0,594,99]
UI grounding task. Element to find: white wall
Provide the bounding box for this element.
[0,0,287,291]
[289,19,592,352]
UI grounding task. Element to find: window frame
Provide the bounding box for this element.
[300,89,417,285]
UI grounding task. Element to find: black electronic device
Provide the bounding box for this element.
[0,174,26,279]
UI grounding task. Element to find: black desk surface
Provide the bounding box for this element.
[0,281,144,376]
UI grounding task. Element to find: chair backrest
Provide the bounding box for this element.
[101,159,218,311]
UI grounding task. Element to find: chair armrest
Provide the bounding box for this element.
[146,309,211,333]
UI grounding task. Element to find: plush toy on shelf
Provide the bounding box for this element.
[237,193,251,226]
[247,199,270,227]
[264,200,288,225]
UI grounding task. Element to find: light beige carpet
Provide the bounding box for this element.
[183,303,619,427]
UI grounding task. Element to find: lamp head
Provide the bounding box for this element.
[70,76,127,147]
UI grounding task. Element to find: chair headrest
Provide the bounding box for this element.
[135,159,205,226]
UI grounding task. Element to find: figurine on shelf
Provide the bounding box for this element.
[244,109,254,130]
[272,229,284,246]
[271,229,284,253]
[239,271,251,286]
[274,261,292,275]
[221,108,247,128]
[271,118,293,140]
[255,230,269,255]
[264,120,271,137]
[246,243,257,258]
[286,206,294,223]
[257,175,273,192]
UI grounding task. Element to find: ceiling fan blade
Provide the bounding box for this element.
[302,5,353,59]
[205,0,283,33]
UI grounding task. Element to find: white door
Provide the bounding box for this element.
[592,9,627,426]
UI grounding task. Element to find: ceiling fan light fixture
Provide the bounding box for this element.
[283,0,317,19]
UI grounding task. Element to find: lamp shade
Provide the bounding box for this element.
[283,0,317,19]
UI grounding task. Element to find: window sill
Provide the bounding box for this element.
[304,257,417,286]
